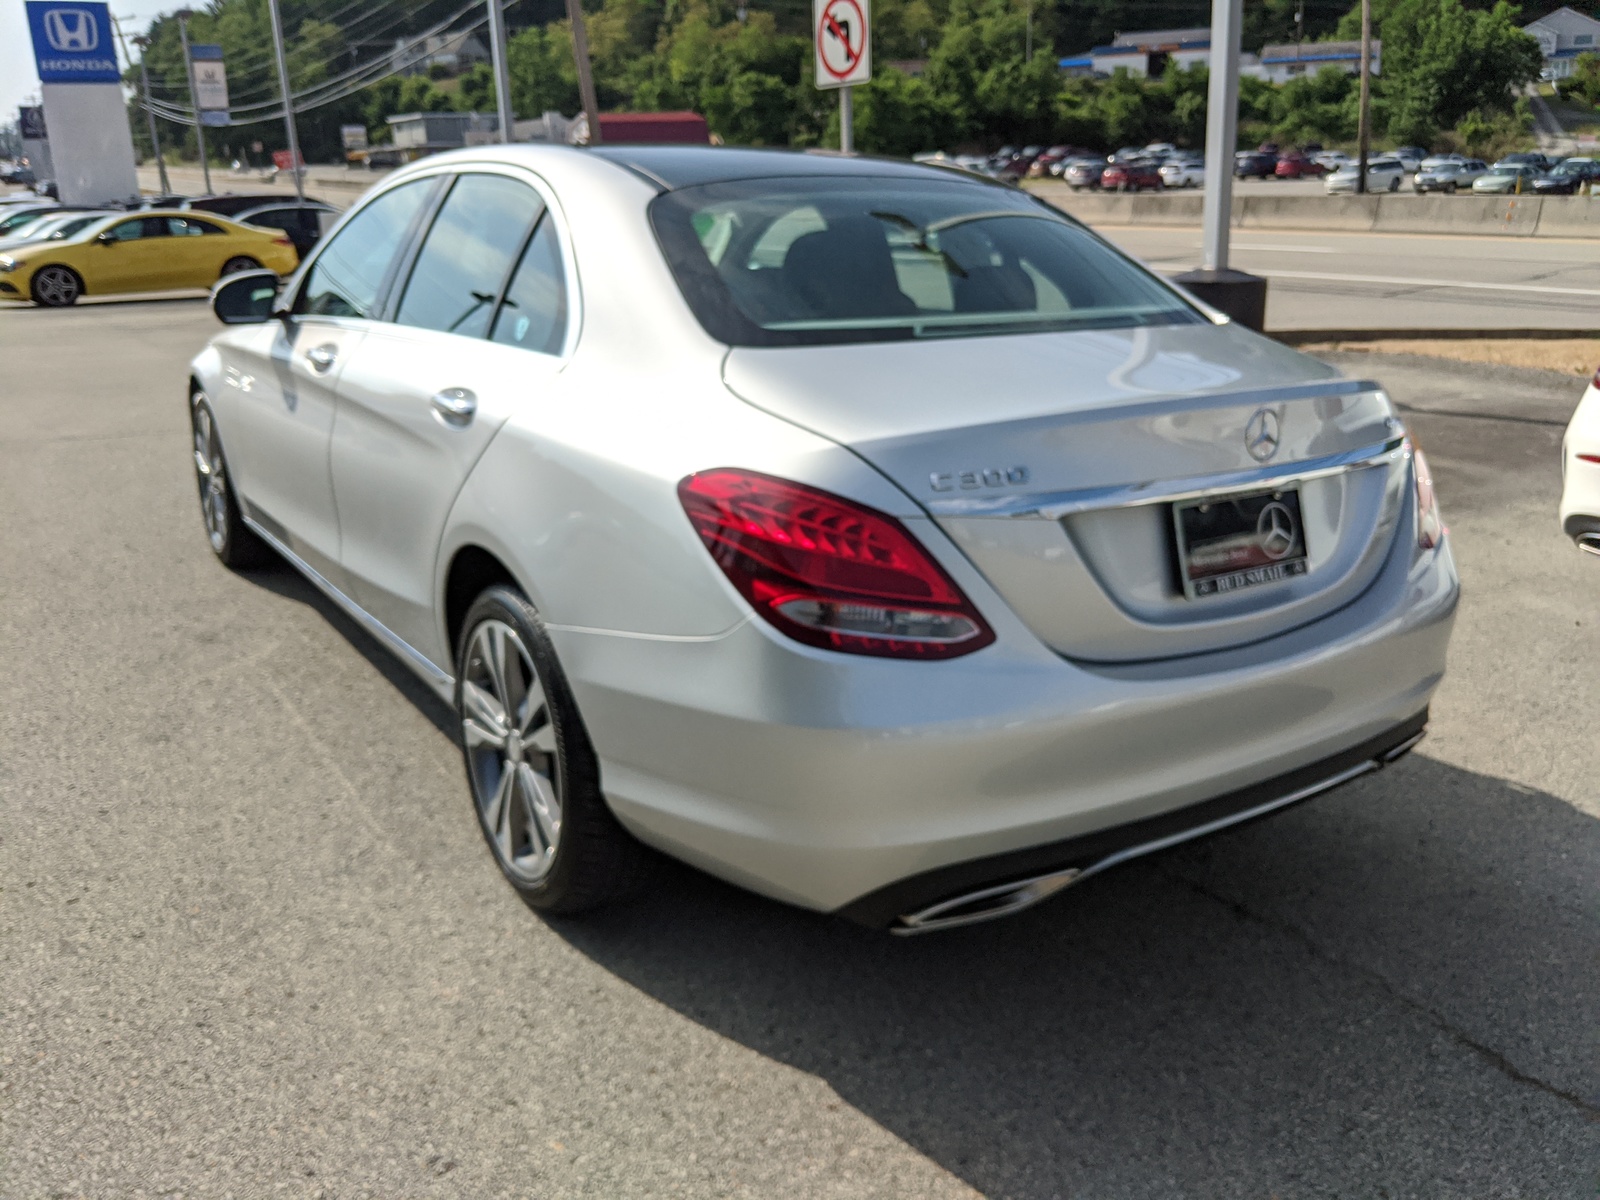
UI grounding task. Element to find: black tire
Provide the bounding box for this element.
[191,391,271,569]
[220,255,262,280]
[30,264,82,307]
[455,585,653,914]
[1446,182,1457,194]
[1388,176,1400,192]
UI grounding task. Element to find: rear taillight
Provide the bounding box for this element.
[678,469,995,659]
[1591,363,1600,389]
[1409,438,1443,550]
[272,235,294,247]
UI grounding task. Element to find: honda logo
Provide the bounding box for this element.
[44,8,98,52]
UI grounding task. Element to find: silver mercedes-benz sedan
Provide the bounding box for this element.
[191,145,1458,933]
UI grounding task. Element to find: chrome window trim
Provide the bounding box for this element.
[353,157,585,361]
[926,436,1407,520]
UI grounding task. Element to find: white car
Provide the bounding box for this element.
[1560,364,1600,556]
[1326,158,1406,193]
[1314,151,1351,171]
[1159,157,1205,188]
[192,145,1458,932]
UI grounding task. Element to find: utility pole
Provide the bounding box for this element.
[266,0,305,201]
[131,35,171,195]
[487,0,515,143]
[1173,0,1268,330]
[1357,0,1372,194]
[176,10,212,194]
[565,0,603,145]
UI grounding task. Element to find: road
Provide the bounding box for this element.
[2,300,1598,1198]
[1099,224,1600,332]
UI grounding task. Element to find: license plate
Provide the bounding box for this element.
[1173,488,1309,599]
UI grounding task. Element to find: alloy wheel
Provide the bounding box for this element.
[192,403,229,553]
[461,619,563,883]
[32,266,78,307]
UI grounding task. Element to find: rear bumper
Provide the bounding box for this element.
[558,518,1458,916]
[843,708,1428,930]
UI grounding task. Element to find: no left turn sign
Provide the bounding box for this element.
[814,0,871,88]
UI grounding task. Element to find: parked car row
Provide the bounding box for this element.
[0,189,338,257]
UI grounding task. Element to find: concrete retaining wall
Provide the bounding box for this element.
[1030,182,1600,239]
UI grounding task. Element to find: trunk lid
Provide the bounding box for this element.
[722,323,1407,662]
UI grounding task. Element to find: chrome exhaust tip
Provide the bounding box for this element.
[892,869,1083,935]
[1577,532,1600,558]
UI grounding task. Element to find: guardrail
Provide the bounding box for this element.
[1029,182,1600,239]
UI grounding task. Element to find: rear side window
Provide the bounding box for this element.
[395,174,544,339]
[297,179,435,319]
[168,217,222,236]
[244,208,292,231]
[650,176,1199,346]
[489,216,568,355]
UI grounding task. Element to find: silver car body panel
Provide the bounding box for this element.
[192,144,1459,917]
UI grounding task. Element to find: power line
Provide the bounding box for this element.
[143,0,513,126]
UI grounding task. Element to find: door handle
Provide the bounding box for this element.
[431,388,477,425]
[305,344,337,373]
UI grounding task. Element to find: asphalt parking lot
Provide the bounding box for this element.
[2,299,1597,1198]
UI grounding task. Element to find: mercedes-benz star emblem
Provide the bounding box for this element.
[1257,501,1296,560]
[1245,408,1281,462]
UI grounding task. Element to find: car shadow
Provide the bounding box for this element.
[539,755,1599,1195]
[238,560,456,741]
[226,541,1598,1191]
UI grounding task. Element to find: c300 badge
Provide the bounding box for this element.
[930,466,1030,492]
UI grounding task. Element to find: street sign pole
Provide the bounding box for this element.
[1199,0,1240,273]
[267,0,304,201]
[486,0,515,143]
[176,11,211,194]
[1173,0,1268,330]
[814,0,869,152]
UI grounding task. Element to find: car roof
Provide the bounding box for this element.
[587,145,994,190]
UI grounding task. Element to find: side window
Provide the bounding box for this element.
[297,179,435,320]
[394,174,543,339]
[108,218,157,241]
[168,216,222,236]
[244,209,292,232]
[489,216,568,355]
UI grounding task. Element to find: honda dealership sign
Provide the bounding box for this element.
[25,1,138,205]
[26,3,121,83]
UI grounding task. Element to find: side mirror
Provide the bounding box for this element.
[211,269,281,325]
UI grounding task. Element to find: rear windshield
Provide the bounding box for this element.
[648,176,1202,346]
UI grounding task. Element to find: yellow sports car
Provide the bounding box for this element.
[0,210,299,307]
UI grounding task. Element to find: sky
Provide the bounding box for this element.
[3,1,177,126]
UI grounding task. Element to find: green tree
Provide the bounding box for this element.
[1339,0,1542,145]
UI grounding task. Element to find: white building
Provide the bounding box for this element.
[1059,28,1214,78]
[1523,6,1600,79]
[391,31,491,78]
[1253,40,1381,83]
